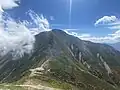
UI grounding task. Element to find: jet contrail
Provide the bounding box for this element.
[69,0,72,28]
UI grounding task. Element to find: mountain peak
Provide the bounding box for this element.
[51,29,67,35]
[0,29,120,90]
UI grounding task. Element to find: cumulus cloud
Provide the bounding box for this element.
[0,0,50,59]
[95,16,118,26]
[0,19,35,58]
[0,0,20,12]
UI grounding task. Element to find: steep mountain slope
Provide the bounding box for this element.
[0,29,120,90]
[110,42,120,51]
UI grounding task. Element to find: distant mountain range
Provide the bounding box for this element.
[110,42,120,52]
[0,29,120,90]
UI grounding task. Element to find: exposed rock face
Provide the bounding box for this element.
[97,53,112,74]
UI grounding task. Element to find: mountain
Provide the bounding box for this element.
[110,42,120,52]
[0,29,120,90]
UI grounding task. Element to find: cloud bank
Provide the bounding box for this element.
[64,30,113,43]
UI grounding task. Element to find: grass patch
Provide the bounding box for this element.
[47,79,73,90]
[0,84,25,90]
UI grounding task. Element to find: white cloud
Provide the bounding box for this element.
[78,34,91,38]
[27,10,50,35]
[95,16,118,26]
[64,16,120,44]
[108,25,120,30]
[0,17,35,58]
[0,0,20,12]
[87,16,120,43]
[64,28,120,44]
[0,1,50,59]
[109,30,120,38]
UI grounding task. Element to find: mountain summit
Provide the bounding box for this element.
[0,29,120,90]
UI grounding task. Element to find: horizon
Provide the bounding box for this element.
[2,0,120,44]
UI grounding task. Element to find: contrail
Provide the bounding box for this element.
[69,0,72,28]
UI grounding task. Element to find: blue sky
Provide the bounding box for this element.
[3,0,120,43]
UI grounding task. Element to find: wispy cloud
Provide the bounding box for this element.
[27,10,50,34]
[65,30,114,43]
[108,25,120,30]
[64,28,81,31]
